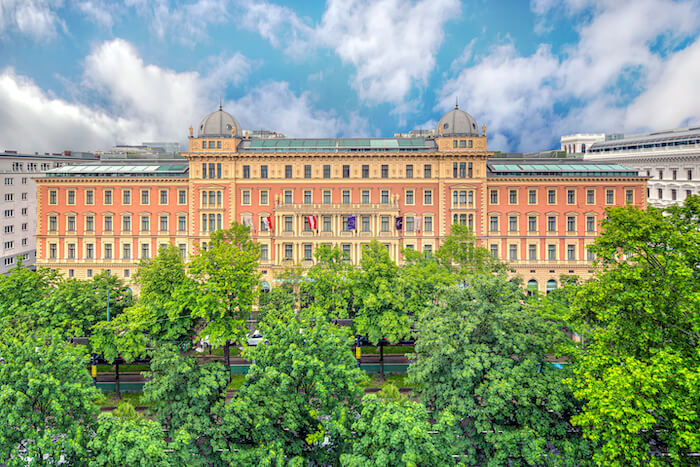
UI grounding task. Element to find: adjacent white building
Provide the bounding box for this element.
[0,151,97,274]
[561,128,700,207]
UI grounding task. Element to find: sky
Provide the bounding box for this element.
[1,0,700,154]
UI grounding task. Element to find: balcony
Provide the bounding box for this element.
[274,202,400,213]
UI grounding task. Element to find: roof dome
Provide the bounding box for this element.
[436,103,479,137]
[198,106,242,138]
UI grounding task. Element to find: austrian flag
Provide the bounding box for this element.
[306,215,317,230]
[262,216,272,232]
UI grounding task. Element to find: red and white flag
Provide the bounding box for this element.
[306,215,317,230]
[241,215,253,228]
[262,216,272,232]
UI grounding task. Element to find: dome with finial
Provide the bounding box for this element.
[198,105,242,138]
[436,99,479,137]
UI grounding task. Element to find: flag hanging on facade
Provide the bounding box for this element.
[262,216,272,232]
[306,215,317,230]
[347,215,356,230]
[415,216,422,232]
[395,216,403,230]
[242,215,253,228]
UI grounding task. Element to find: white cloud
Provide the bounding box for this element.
[0,0,66,40]
[230,81,369,137]
[74,0,115,28]
[235,0,312,55]
[438,0,700,151]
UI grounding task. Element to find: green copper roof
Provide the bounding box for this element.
[488,162,639,177]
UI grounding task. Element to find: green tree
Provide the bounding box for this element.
[568,197,700,465]
[88,403,173,466]
[0,263,59,328]
[409,275,593,466]
[215,308,366,465]
[435,223,503,277]
[399,248,455,316]
[341,384,457,467]
[125,244,197,344]
[186,222,260,369]
[302,244,354,319]
[142,347,229,462]
[352,239,410,380]
[0,328,100,465]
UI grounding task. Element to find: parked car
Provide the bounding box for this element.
[246,330,264,346]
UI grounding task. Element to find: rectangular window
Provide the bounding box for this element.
[86,244,94,259]
[49,243,57,259]
[284,216,293,232]
[586,216,595,232]
[49,216,57,231]
[567,245,576,261]
[342,244,351,256]
[160,216,168,232]
[625,189,634,204]
[424,216,433,232]
[406,164,413,178]
[362,165,369,178]
[284,190,293,204]
[362,216,370,232]
[122,216,131,232]
[104,244,113,260]
[342,165,350,178]
[528,190,537,204]
[304,244,312,260]
[547,216,556,232]
[323,165,331,178]
[459,162,467,178]
[260,244,269,261]
[688,169,693,181]
[342,190,351,204]
[285,244,293,260]
[122,189,131,205]
[547,245,556,260]
[406,216,415,232]
[509,245,518,261]
[160,189,168,205]
[67,216,76,231]
[405,190,414,204]
[68,244,76,259]
[658,169,663,180]
[217,163,222,178]
[243,165,250,179]
[260,190,269,205]
[178,190,186,204]
[285,165,293,179]
[424,244,432,256]
[304,190,312,204]
[381,216,389,232]
[381,190,389,204]
[323,190,331,204]
[509,189,517,204]
[490,190,498,204]
[381,165,389,178]
[202,162,207,178]
[100,189,111,205]
[86,216,95,232]
[178,216,186,231]
[87,269,93,278]
[362,190,370,204]
[242,190,251,205]
[567,189,575,204]
[547,189,556,204]
[490,245,498,258]
[261,165,268,179]
[123,244,131,260]
[586,189,594,204]
[21,192,27,201]
[104,216,113,232]
[68,190,76,205]
[323,216,331,232]
[85,190,94,205]
[658,188,663,199]
[587,247,595,261]
[509,216,518,232]
[49,190,57,205]
[424,190,432,205]
[141,244,150,259]
[606,189,614,204]
[489,216,498,232]
[528,245,537,261]
[424,164,431,178]
[567,216,576,232]
[304,165,311,179]
[671,189,677,201]
[528,216,537,232]
[141,190,149,205]
[141,216,150,232]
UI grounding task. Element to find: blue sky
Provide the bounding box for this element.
[1,0,700,153]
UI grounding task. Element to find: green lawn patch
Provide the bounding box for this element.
[358,346,414,355]
[227,375,247,390]
[360,374,417,390]
[196,346,242,357]
[95,364,151,372]
[97,392,151,408]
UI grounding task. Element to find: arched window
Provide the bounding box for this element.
[260,281,271,293]
[201,191,207,206]
[209,191,215,205]
[546,279,557,294]
[527,279,538,296]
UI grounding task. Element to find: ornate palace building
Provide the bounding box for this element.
[35,106,647,292]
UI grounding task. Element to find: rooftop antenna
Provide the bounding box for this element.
[219,97,222,111]
[455,96,459,109]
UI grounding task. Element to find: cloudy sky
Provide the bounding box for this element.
[1,0,700,153]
